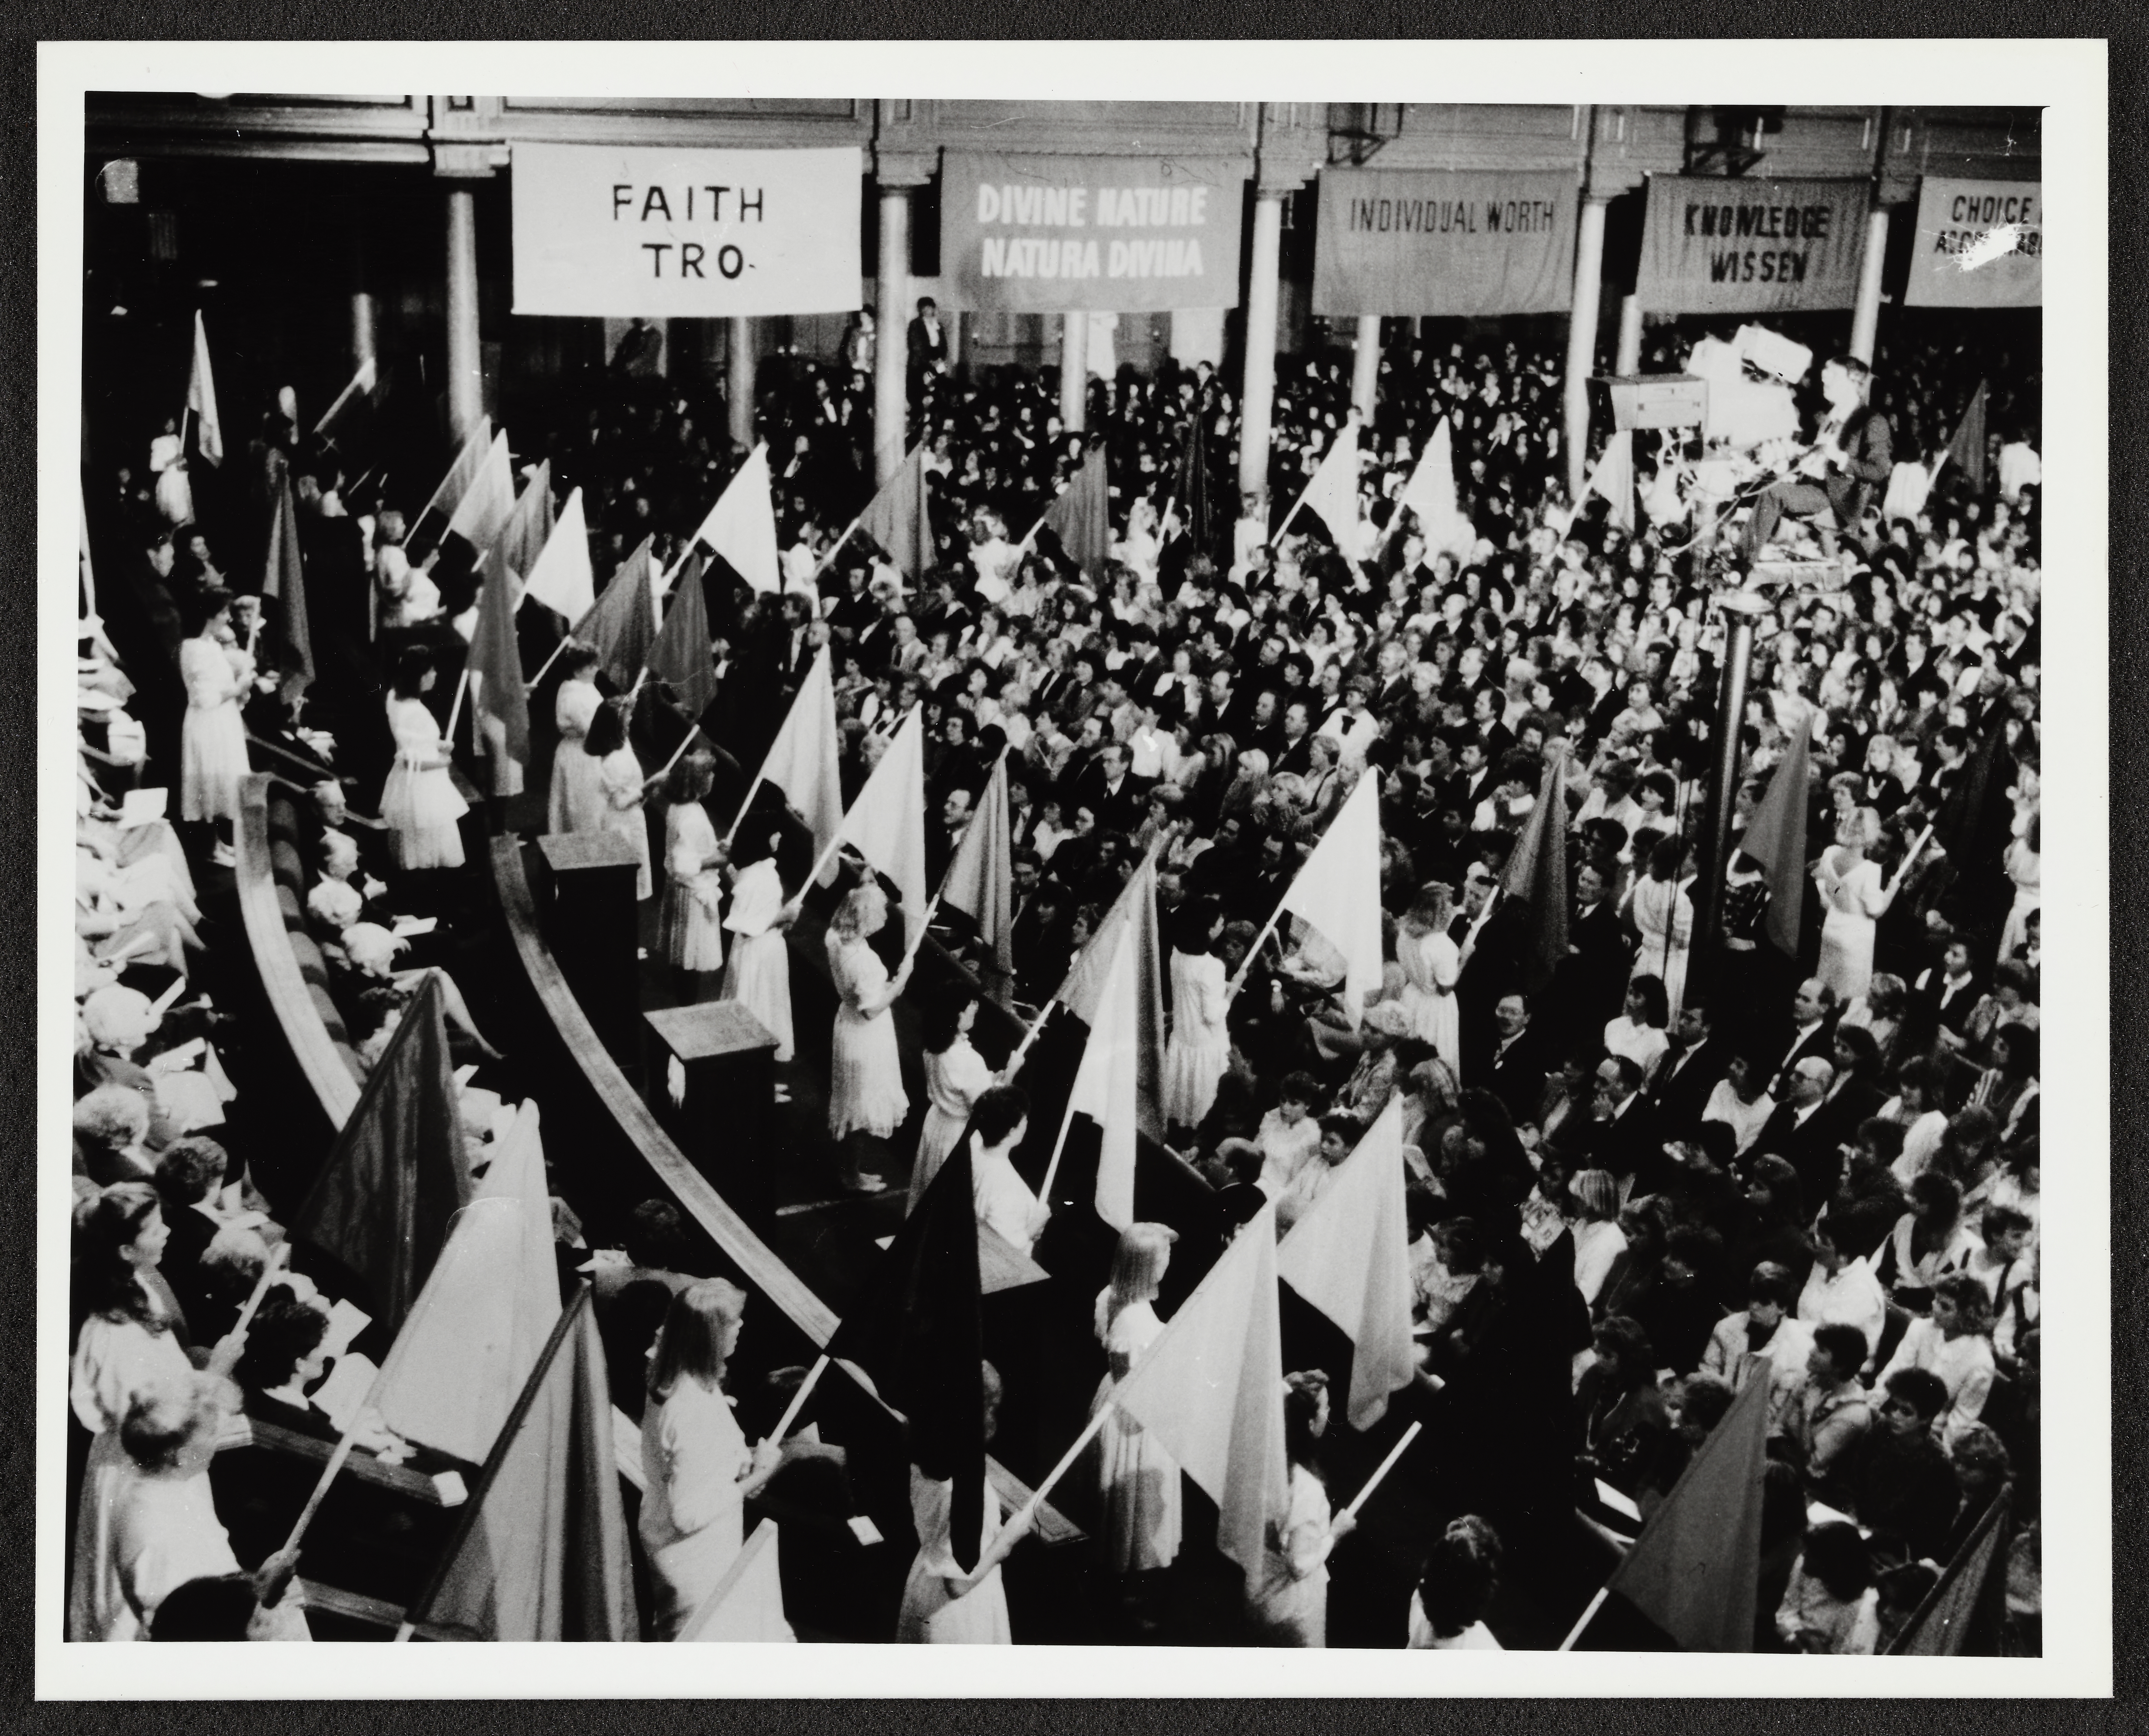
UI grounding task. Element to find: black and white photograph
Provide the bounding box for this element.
[35,39,2110,1696]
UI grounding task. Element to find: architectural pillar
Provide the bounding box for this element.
[1562,195,1610,503]
[1849,206,1890,364]
[1614,293,1643,377]
[1237,187,1287,509]
[1059,312,1087,431]
[873,183,912,485]
[444,186,483,448]
[1350,314,1382,421]
[728,316,757,448]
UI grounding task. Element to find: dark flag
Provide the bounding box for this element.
[1943,380,1989,497]
[1740,714,1815,957]
[825,1139,986,1570]
[402,1287,640,1641]
[572,537,657,693]
[471,540,532,773]
[289,973,473,1336]
[1498,742,1571,993]
[859,443,933,582]
[260,469,316,704]
[496,457,556,593]
[1884,1488,2013,1655]
[648,554,717,722]
[1043,444,1110,582]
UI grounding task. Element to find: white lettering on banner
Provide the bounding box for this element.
[975,183,1209,231]
[513,142,860,319]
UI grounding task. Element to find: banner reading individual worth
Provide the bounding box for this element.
[1903,177,2042,308]
[940,152,1248,314]
[1635,176,1869,316]
[1312,168,1576,318]
[512,142,862,319]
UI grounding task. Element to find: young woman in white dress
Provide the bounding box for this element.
[177,588,260,864]
[969,1086,1050,1257]
[1161,900,1230,1137]
[546,642,608,836]
[1394,883,1461,1073]
[576,697,655,900]
[895,1360,1034,1644]
[657,753,727,985]
[911,992,993,1213]
[1245,1371,1354,1646]
[1603,976,1672,1085]
[1627,836,1697,1021]
[69,1184,245,1640]
[721,827,798,1063]
[637,1280,785,1640]
[826,881,913,1194]
[1090,1224,1183,1599]
[110,1375,309,1641]
[379,647,469,872]
[1813,807,1899,1004]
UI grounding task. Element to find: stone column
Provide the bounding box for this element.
[728,316,756,448]
[1059,311,1087,431]
[1237,186,1287,508]
[1562,195,1610,503]
[1849,206,1890,364]
[444,186,483,447]
[1614,293,1643,376]
[873,182,912,485]
[1350,314,1381,421]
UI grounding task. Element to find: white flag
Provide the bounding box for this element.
[1276,774,1385,1027]
[371,1100,562,1464]
[837,705,929,948]
[1277,418,1362,555]
[446,431,516,558]
[1064,916,1140,1232]
[1388,417,1473,559]
[1583,431,1636,536]
[416,417,494,533]
[751,645,844,881]
[691,442,781,596]
[1276,1098,1415,1431]
[186,311,223,467]
[522,487,596,623]
[1110,1199,1289,1592]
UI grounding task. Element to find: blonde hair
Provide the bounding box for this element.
[830,881,888,942]
[647,1278,748,1404]
[1836,807,1883,850]
[1102,1223,1178,1330]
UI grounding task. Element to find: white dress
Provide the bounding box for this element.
[827,934,908,1141]
[973,1139,1047,1257]
[112,1464,312,1641]
[69,1307,194,1641]
[659,802,726,974]
[1246,1463,1332,1646]
[638,1376,752,1640]
[597,747,653,900]
[1162,949,1231,1129]
[911,1037,992,1212]
[1999,839,2041,962]
[1603,1016,1671,1084]
[379,695,468,871]
[1627,875,1695,1021]
[178,635,252,824]
[895,1467,1013,1644]
[721,859,795,1062]
[1815,849,1886,1003]
[1090,1295,1182,1573]
[548,679,609,837]
[1394,927,1460,1071]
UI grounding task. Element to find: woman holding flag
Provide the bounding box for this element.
[825,881,911,1195]
[1090,1224,1184,1610]
[1246,1370,1354,1646]
[720,825,798,1064]
[657,753,728,986]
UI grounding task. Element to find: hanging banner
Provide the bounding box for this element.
[512,141,862,319]
[1311,168,1576,318]
[939,152,1248,315]
[1903,177,2042,308]
[1635,176,1868,316]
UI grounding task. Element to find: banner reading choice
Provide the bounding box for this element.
[1903,177,2042,308]
[1312,167,1576,318]
[512,141,862,319]
[1635,175,1868,316]
[939,152,1248,315]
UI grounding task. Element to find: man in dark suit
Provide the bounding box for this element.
[1272,699,1317,779]
[1765,977,1841,1099]
[1741,353,1892,564]
[1077,742,1152,836]
[1908,935,1982,1057]
[1454,866,1525,1081]
[1650,1002,1733,1140]
[905,296,949,403]
[1556,861,1635,1054]
[1751,1056,1849,1208]
[1582,1055,1665,1192]
[1484,991,1556,1128]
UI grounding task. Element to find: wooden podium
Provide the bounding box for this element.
[535,831,644,1072]
[643,1000,780,1210]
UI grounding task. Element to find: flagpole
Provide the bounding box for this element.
[227,1241,292,1341]
[655,725,705,787]
[1000,1003,1057,1077]
[1035,1072,1087,1206]
[441,665,471,747]
[811,514,866,580]
[1335,1420,1421,1528]
[1556,1584,1613,1653]
[524,634,576,692]
[1010,1401,1118,1532]
[1225,903,1291,1005]
[721,765,773,849]
[765,1353,830,1446]
[1883,822,1938,900]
